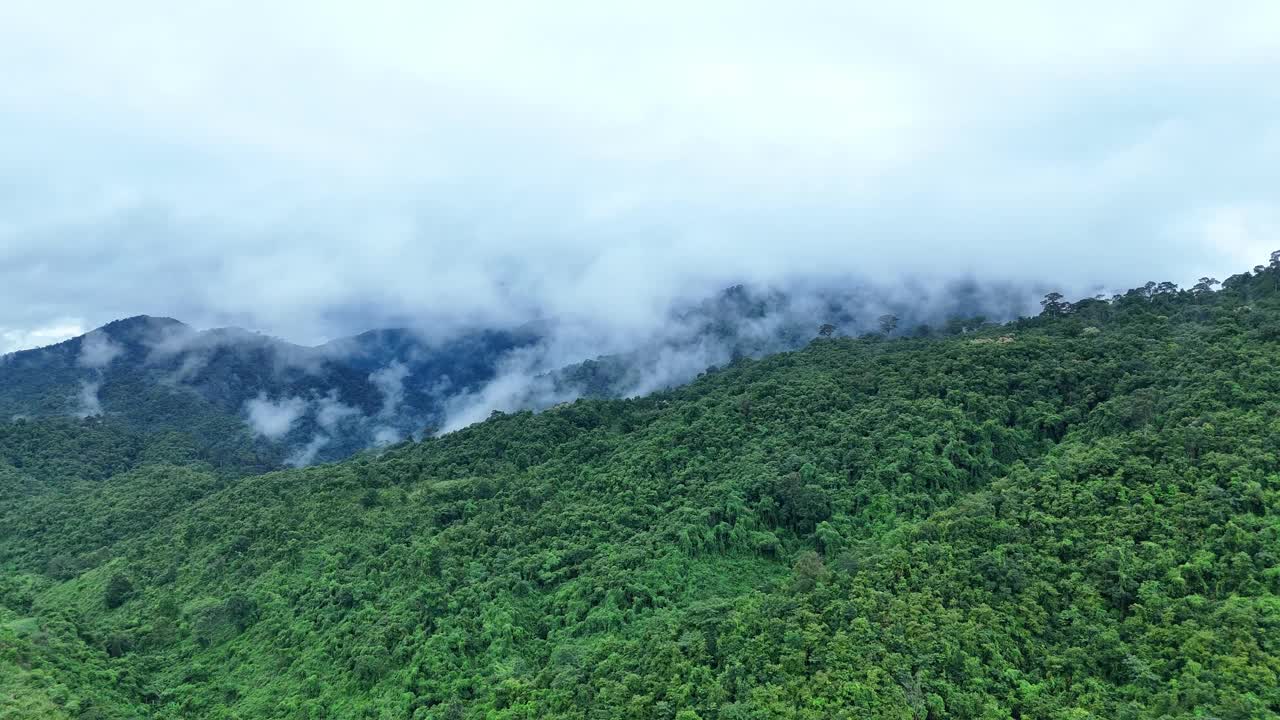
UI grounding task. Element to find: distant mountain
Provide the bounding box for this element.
[0,279,1037,463]
[533,280,1036,412]
[0,316,541,465]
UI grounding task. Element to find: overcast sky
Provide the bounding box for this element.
[2,1,1278,353]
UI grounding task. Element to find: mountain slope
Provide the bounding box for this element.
[0,318,541,464]
[0,280,1033,464]
[1,261,1278,718]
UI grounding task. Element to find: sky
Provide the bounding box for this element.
[2,1,1278,354]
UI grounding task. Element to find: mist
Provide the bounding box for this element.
[74,381,104,419]
[433,274,1042,432]
[71,329,124,417]
[76,331,124,369]
[0,2,1276,458]
[1,2,1277,356]
[244,394,308,440]
[6,255,1266,463]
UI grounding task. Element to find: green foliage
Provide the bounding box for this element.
[103,574,132,610]
[2,261,1280,717]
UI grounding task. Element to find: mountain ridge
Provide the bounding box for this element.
[1,280,1038,463]
[2,257,1278,717]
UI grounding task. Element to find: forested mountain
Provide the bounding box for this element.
[0,280,1031,462]
[0,317,542,464]
[536,280,1028,405]
[2,260,1278,718]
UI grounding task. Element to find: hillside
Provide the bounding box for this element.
[0,317,541,464]
[0,281,1032,465]
[2,262,1279,719]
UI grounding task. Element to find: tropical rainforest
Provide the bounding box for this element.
[2,259,1279,719]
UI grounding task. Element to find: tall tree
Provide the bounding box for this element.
[1040,292,1068,316]
[1192,277,1219,295]
[878,314,899,335]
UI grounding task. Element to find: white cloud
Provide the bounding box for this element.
[439,362,567,434]
[243,393,307,440]
[1,320,83,355]
[371,426,402,446]
[285,434,330,467]
[75,380,104,418]
[315,391,361,431]
[1196,205,1280,273]
[77,329,124,368]
[369,361,410,418]
[0,1,1277,345]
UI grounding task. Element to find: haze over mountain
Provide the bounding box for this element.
[3,3,1280,718]
[0,315,540,465]
[2,2,1278,356]
[2,278,1037,463]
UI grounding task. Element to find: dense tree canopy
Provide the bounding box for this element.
[2,260,1279,718]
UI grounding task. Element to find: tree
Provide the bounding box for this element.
[815,521,842,555]
[878,314,899,335]
[225,592,259,631]
[790,551,828,592]
[1192,277,1219,295]
[817,323,836,338]
[104,572,133,609]
[1040,292,1068,317]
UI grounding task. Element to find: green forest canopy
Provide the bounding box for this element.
[2,260,1279,719]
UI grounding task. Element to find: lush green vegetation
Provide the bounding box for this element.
[3,262,1279,718]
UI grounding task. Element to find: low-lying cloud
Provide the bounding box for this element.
[439,351,571,433]
[77,330,124,369]
[315,391,361,431]
[369,361,410,418]
[1,3,1276,350]
[285,433,331,467]
[71,330,125,417]
[435,274,1041,431]
[244,394,308,440]
[75,380,104,418]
